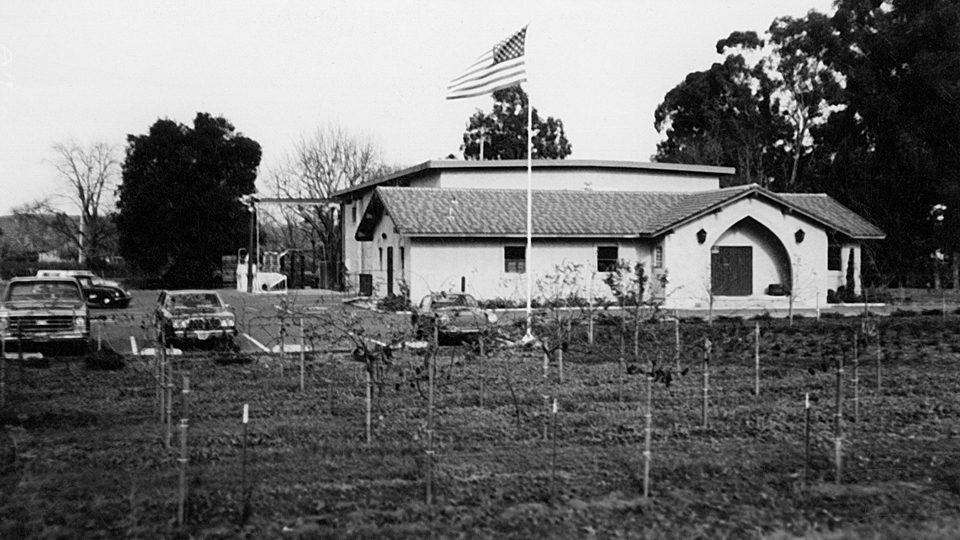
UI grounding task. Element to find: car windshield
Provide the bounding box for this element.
[167,293,222,309]
[430,294,478,309]
[75,276,94,287]
[5,281,82,302]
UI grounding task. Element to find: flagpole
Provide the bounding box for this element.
[525,85,533,337]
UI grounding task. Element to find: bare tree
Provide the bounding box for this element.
[270,125,395,288]
[16,141,120,264]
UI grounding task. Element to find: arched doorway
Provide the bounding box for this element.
[711,217,791,297]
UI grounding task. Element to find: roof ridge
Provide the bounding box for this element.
[377,186,698,196]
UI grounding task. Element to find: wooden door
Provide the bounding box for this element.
[711,246,752,296]
[386,247,394,296]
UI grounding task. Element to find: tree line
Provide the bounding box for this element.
[654,0,960,288]
[9,0,954,290]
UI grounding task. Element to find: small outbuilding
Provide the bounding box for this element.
[334,160,884,310]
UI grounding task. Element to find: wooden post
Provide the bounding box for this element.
[618,332,625,404]
[1,331,6,409]
[702,337,711,429]
[588,308,594,346]
[426,324,437,505]
[365,363,372,445]
[163,346,172,448]
[279,321,285,378]
[557,347,564,385]
[159,331,166,424]
[177,375,190,526]
[551,398,558,501]
[804,393,810,488]
[643,352,654,498]
[327,354,334,415]
[587,274,595,346]
[299,318,305,393]
[241,403,248,505]
[478,337,485,408]
[97,321,102,351]
[543,345,550,441]
[754,322,760,397]
[834,354,844,484]
[876,329,882,391]
[853,331,860,425]
[674,316,680,372]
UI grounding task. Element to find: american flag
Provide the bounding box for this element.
[446,26,527,100]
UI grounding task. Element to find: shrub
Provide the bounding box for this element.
[84,348,125,370]
[377,294,411,312]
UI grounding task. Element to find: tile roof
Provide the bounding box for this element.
[363,185,884,240]
[774,193,885,239]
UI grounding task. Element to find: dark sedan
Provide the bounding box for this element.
[36,270,132,308]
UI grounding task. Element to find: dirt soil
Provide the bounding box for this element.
[1,313,960,538]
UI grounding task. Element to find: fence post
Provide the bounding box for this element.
[279,321,285,378]
[551,398,559,501]
[702,337,711,429]
[853,331,860,425]
[834,354,844,484]
[177,375,190,526]
[365,362,372,445]
[754,322,760,397]
[674,316,680,372]
[557,347,564,385]
[643,352,654,498]
[299,318,305,393]
[876,328,882,391]
[1,330,6,408]
[804,393,810,488]
[543,344,550,441]
[478,337,485,408]
[426,324,437,505]
[241,403,248,504]
[163,345,172,449]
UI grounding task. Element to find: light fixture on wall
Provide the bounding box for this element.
[696,229,707,244]
[795,229,805,243]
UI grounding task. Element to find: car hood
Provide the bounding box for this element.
[164,307,233,318]
[1,299,86,311]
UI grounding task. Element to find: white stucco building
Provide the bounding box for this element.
[333,160,884,310]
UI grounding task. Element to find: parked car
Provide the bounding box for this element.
[411,292,498,340]
[155,290,237,348]
[36,270,132,308]
[0,276,90,356]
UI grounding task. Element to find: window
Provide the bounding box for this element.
[400,246,405,270]
[351,204,357,224]
[378,247,383,270]
[654,245,664,269]
[597,246,618,272]
[827,244,841,271]
[504,246,525,273]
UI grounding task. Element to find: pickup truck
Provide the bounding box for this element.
[0,276,90,356]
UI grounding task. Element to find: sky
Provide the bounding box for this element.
[0,0,835,215]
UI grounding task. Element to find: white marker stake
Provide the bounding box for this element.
[243,403,249,424]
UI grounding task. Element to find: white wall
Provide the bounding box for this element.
[662,197,833,310]
[407,238,655,304]
[826,243,861,295]
[435,168,720,192]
